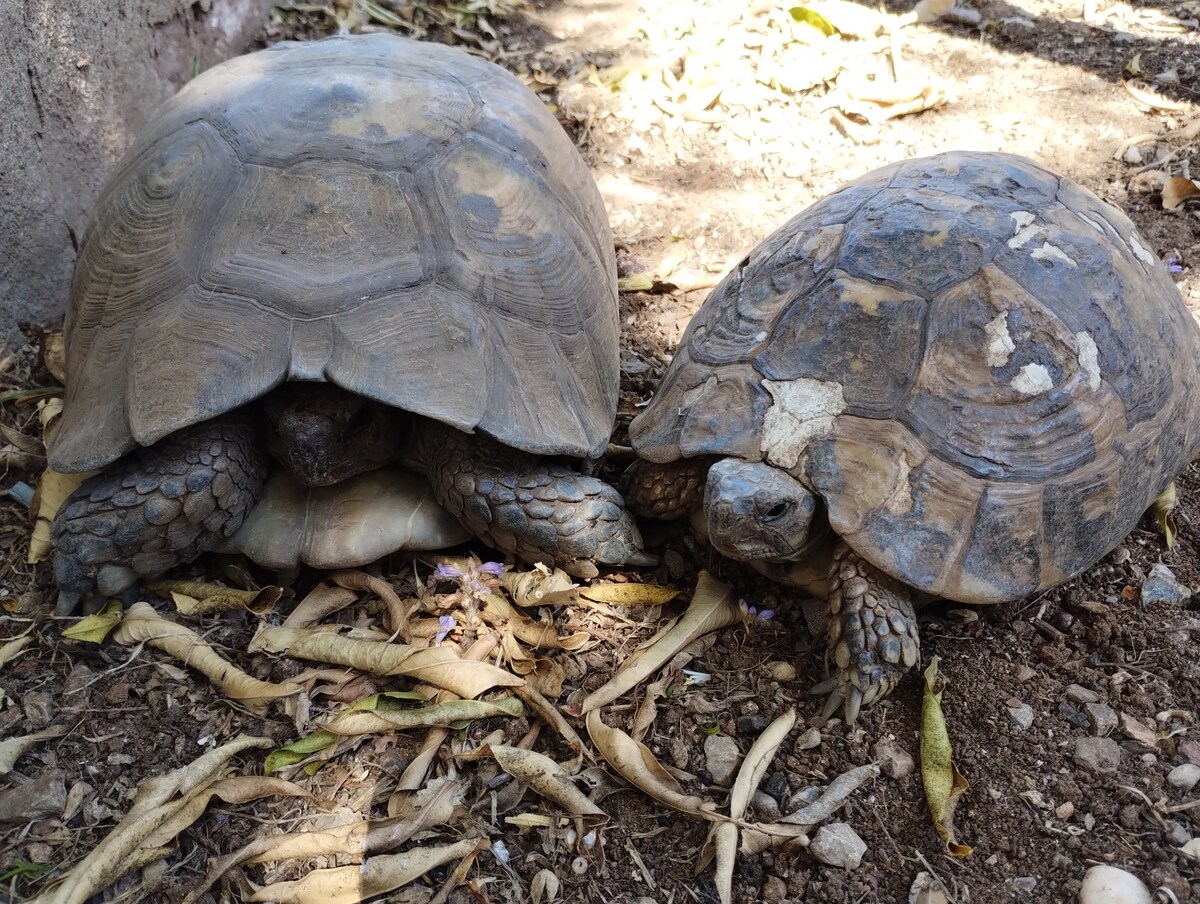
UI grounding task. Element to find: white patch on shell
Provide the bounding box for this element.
[1031,243,1078,268]
[760,378,846,470]
[1127,234,1156,265]
[1010,363,1054,395]
[1008,211,1038,249]
[883,454,914,515]
[985,312,1016,367]
[754,330,769,343]
[1077,212,1108,237]
[1075,331,1101,391]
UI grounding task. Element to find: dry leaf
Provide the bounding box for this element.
[42,331,67,385]
[1162,177,1200,211]
[1150,482,1178,547]
[582,571,740,712]
[61,599,123,643]
[0,725,69,775]
[284,584,360,629]
[1123,79,1192,111]
[249,624,523,699]
[502,565,579,606]
[147,579,282,615]
[491,744,607,848]
[247,837,486,904]
[115,603,304,709]
[578,583,681,606]
[322,696,524,736]
[28,735,277,904]
[0,628,35,669]
[920,657,972,857]
[28,468,91,565]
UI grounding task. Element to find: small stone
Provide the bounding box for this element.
[1007,702,1034,731]
[785,786,821,811]
[943,5,982,25]
[1140,564,1191,605]
[736,714,769,736]
[1074,737,1121,774]
[1119,712,1158,749]
[761,875,787,904]
[751,790,782,822]
[1011,877,1037,893]
[795,727,821,750]
[1180,740,1200,765]
[704,734,742,786]
[809,822,867,870]
[0,770,66,824]
[1015,664,1037,681]
[1079,865,1150,904]
[871,737,915,779]
[1065,684,1101,704]
[1167,763,1200,793]
[1055,801,1074,820]
[762,772,790,802]
[764,661,797,681]
[1058,702,1089,729]
[909,871,950,904]
[1164,820,1191,846]
[1085,702,1118,737]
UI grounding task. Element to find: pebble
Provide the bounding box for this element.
[1084,702,1118,737]
[1180,740,1200,765]
[871,737,915,778]
[1164,820,1191,846]
[764,661,796,682]
[1167,763,1200,793]
[762,772,790,802]
[751,790,781,822]
[1119,712,1158,749]
[1055,801,1074,820]
[1078,865,1150,904]
[1073,737,1121,774]
[1065,684,1101,704]
[1140,563,1191,605]
[785,786,821,811]
[1007,702,1034,731]
[736,714,769,736]
[704,734,742,786]
[761,875,787,904]
[808,822,867,870]
[795,726,821,750]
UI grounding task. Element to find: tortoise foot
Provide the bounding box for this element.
[414,422,657,575]
[52,418,268,614]
[810,542,920,723]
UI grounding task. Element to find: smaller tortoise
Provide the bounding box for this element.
[627,151,1200,721]
[48,34,653,614]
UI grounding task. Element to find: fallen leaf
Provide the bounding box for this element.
[490,745,607,842]
[582,571,740,712]
[0,628,35,669]
[1162,176,1200,211]
[578,583,681,606]
[322,696,524,736]
[0,725,70,775]
[147,579,282,616]
[1149,482,1178,547]
[502,566,578,606]
[115,603,304,709]
[61,599,123,643]
[920,657,972,857]
[788,5,837,35]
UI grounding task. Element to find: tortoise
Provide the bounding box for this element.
[48,33,654,615]
[626,150,1200,721]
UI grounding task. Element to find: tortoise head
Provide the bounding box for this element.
[703,458,819,562]
[263,383,407,487]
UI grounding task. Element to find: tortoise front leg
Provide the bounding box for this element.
[52,418,269,614]
[623,457,710,520]
[410,422,656,577]
[811,541,921,724]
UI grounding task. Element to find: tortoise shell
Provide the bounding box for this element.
[50,34,617,473]
[630,151,1200,603]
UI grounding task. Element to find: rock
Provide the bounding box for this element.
[761,875,787,904]
[909,871,950,904]
[1119,712,1158,749]
[809,823,867,870]
[704,734,741,786]
[785,786,821,811]
[1140,564,1191,605]
[1168,763,1200,793]
[762,772,790,802]
[795,727,821,750]
[943,5,983,26]
[0,769,66,823]
[1007,702,1034,731]
[872,737,915,778]
[1065,684,1101,704]
[1181,740,1200,765]
[736,714,769,736]
[1010,877,1037,893]
[1164,820,1191,846]
[1079,865,1150,904]
[1055,801,1074,820]
[1146,864,1191,902]
[1073,737,1121,774]
[751,790,781,822]
[1084,702,1118,737]
[764,661,797,682]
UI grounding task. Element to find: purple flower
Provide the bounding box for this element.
[435,614,456,644]
[739,597,775,622]
[434,562,465,579]
[479,561,506,576]
[1166,257,1184,274]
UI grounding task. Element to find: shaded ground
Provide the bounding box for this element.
[2,0,1200,901]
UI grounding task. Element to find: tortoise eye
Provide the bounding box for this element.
[763,501,791,522]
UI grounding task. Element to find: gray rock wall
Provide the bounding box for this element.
[0,0,274,352]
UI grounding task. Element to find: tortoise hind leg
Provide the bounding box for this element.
[52,418,269,614]
[410,421,656,577]
[810,541,920,723]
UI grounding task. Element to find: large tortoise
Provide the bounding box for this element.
[627,151,1200,721]
[48,34,653,614]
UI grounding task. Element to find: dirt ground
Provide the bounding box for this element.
[2,0,1200,901]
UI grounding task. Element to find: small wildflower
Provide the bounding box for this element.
[434,562,464,579]
[435,614,456,644]
[479,561,506,576]
[1166,254,1184,274]
[738,598,775,623]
